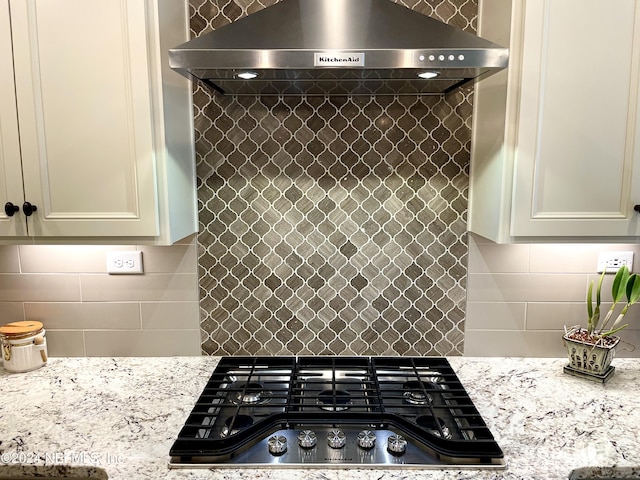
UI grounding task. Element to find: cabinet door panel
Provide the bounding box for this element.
[11,0,158,237]
[0,1,27,236]
[512,0,640,236]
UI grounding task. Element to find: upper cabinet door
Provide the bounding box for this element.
[10,0,158,237]
[0,1,27,236]
[470,0,640,242]
[511,0,640,237]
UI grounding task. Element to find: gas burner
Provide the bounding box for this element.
[229,382,271,405]
[220,414,253,438]
[416,415,452,439]
[402,380,433,405]
[317,389,352,411]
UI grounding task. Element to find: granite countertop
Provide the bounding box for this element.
[0,357,639,480]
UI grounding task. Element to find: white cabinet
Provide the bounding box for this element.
[469,0,640,242]
[0,0,197,244]
[0,1,25,237]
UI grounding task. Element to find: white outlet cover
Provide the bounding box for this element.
[107,251,144,274]
[596,251,634,273]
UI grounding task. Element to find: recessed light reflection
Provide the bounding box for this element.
[417,71,439,79]
[236,72,258,80]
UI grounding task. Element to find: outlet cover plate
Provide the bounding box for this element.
[107,251,144,274]
[596,251,633,273]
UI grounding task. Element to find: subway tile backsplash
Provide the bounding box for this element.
[0,274,80,302]
[465,234,640,358]
[0,237,200,357]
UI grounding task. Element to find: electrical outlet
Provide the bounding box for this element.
[107,251,144,274]
[596,251,633,273]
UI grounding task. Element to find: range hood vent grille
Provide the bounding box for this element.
[169,0,508,96]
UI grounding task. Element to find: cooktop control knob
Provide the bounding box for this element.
[327,429,346,449]
[268,435,288,455]
[357,430,376,449]
[387,434,407,455]
[297,430,317,449]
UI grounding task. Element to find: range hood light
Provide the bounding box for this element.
[236,72,258,80]
[417,71,439,79]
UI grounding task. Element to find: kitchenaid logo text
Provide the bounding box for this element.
[314,52,365,67]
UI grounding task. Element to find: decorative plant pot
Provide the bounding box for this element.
[562,327,620,383]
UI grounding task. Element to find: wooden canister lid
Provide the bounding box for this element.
[0,320,44,336]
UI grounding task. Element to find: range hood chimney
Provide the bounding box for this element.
[169,0,508,96]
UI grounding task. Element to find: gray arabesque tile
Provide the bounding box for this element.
[193,0,476,356]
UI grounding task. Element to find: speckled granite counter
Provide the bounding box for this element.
[0,357,639,480]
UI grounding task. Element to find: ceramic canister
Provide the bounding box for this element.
[0,320,48,373]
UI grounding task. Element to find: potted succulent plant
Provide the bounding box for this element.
[563,265,640,382]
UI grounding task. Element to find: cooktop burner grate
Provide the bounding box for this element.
[169,356,504,468]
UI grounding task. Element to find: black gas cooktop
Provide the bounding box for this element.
[169,356,504,469]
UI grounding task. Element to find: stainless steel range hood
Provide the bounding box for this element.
[169,0,508,96]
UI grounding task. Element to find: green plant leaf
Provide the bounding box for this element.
[596,269,606,306]
[587,269,607,335]
[602,323,629,336]
[611,266,630,303]
[590,269,607,333]
[626,273,640,305]
[587,279,594,321]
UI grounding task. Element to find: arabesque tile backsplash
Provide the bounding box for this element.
[193,0,476,356]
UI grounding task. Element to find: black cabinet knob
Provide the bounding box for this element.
[4,202,19,217]
[22,202,37,216]
[635,205,640,213]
